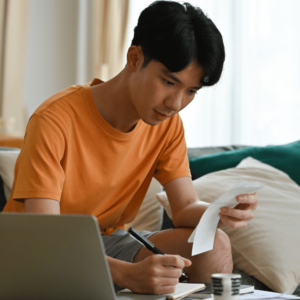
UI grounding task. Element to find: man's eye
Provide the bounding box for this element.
[189,90,198,95]
[165,80,174,86]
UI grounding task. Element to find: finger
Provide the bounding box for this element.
[160,267,182,279]
[144,279,177,295]
[175,255,192,268]
[236,201,258,211]
[181,257,192,267]
[160,277,180,286]
[219,213,248,229]
[237,192,256,198]
[220,207,254,221]
[160,255,186,269]
[236,194,258,205]
[155,285,176,295]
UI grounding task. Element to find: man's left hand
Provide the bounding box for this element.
[218,193,258,229]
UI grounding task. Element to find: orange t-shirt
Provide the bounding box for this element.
[3,79,191,234]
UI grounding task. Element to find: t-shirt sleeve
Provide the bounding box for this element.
[154,114,191,186]
[13,114,66,201]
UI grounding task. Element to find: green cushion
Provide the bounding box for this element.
[189,140,300,186]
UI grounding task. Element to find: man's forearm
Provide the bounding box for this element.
[172,200,209,228]
[107,256,132,288]
[172,200,228,229]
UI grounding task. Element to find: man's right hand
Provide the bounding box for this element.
[108,254,191,295]
[24,200,191,294]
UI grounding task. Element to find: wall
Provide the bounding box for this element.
[23,0,93,120]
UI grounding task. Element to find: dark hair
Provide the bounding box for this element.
[131,0,225,86]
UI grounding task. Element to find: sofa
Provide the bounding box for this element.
[0,138,299,295]
[168,145,300,295]
[128,141,300,295]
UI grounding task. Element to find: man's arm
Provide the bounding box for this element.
[164,177,258,229]
[164,177,208,228]
[24,198,60,214]
[24,198,190,294]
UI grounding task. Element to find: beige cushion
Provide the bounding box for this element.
[0,149,20,200]
[125,178,163,232]
[156,157,300,293]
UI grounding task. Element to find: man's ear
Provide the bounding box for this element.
[126,46,144,72]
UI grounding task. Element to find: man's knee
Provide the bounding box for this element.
[215,229,231,250]
[214,229,233,273]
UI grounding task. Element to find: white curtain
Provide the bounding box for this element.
[236,0,300,146]
[93,0,129,81]
[127,0,300,147]
[0,0,28,136]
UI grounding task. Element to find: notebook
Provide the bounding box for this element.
[118,283,205,300]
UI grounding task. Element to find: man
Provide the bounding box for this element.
[4,0,258,295]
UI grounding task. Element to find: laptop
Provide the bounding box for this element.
[0,213,170,300]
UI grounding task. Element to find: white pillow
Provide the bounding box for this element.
[0,149,20,200]
[125,178,163,232]
[156,157,300,293]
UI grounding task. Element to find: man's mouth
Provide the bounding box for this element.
[154,110,171,118]
[153,110,170,120]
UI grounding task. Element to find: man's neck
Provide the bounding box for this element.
[90,70,140,133]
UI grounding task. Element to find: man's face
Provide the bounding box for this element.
[129,59,205,126]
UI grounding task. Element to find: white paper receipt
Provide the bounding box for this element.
[188,180,264,256]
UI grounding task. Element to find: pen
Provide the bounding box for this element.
[128,227,189,282]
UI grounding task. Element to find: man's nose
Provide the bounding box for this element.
[163,93,183,113]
